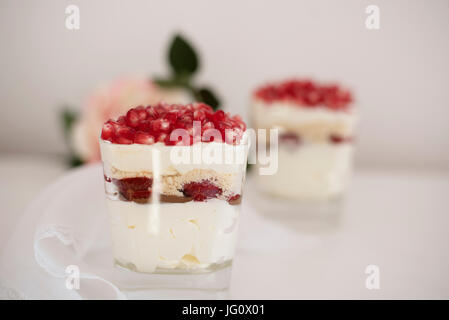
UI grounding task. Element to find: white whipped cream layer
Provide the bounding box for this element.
[256,143,353,200]
[107,199,239,273]
[252,99,357,132]
[100,140,248,175]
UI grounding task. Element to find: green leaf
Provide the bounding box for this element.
[61,108,78,138]
[60,108,85,167]
[168,34,199,77]
[68,155,84,167]
[197,87,220,110]
[153,77,179,89]
[154,72,193,89]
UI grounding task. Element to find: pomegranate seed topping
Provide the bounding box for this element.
[182,180,222,202]
[101,103,246,145]
[254,79,352,111]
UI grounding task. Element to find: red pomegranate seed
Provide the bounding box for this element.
[113,177,153,202]
[329,135,352,144]
[101,122,115,140]
[212,110,225,123]
[279,132,301,145]
[151,118,170,133]
[193,110,206,122]
[116,126,135,139]
[163,110,178,123]
[182,180,222,201]
[146,106,158,119]
[137,109,147,121]
[115,136,133,144]
[228,194,241,204]
[224,128,243,144]
[157,133,168,143]
[202,121,214,131]
[154,104,167,117]
[117,116,126,125]
[136,119,152,132]
[134,131,155,145]
[125,109,140,127]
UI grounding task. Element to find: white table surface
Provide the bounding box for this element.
[0,154,66,253]
[1,154,448,299]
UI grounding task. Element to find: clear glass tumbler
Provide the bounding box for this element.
[100,135,248,290]
[251,79,356,202]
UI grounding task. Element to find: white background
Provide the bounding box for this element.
[0,0,448,169]
[0,1,449,299]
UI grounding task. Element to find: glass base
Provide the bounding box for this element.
[245,177,344,233]
[112,259,233,291]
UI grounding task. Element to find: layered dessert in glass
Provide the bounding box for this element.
[252,79,356,201]
[100,103,248,288]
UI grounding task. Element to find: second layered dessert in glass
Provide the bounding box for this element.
[100,103,248,286]
[252,79,356,201]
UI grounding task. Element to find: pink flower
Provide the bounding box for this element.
[71,77,191,162]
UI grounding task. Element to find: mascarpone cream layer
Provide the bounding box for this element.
[107,198,240,273]
[256,143,353,200]
[100,140,248,175]
[252,99,357,142]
